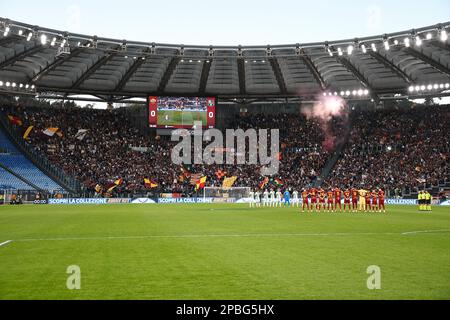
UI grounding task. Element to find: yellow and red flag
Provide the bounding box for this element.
[23,126,33,140]
[144,178,158,189]
[8,115,22,126]
[195,176,207,191]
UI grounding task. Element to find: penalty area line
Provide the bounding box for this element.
[0,240,13,247]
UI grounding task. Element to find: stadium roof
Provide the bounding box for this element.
[0,17,449,103]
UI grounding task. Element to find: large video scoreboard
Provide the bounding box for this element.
[148,96,216,129]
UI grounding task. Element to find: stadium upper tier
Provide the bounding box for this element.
[0,18,449,100]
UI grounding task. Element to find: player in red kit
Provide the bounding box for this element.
[334,187,342,212]
[326,189,334,212]
[318,188,326,212]
[378,189,386,213]
[310,187,318,212]
[301,189,310,213]
[343,189,351,212]
[365,191,371,212]
[351,188,359,212]
[371,190,378,212]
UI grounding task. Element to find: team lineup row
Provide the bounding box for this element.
[249,188,386,213]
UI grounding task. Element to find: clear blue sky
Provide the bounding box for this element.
[1,0,449,46]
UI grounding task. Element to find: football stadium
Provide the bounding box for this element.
[0,1,449,306]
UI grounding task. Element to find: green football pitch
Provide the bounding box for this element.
[158,110,207,127]
[0,204,449,300]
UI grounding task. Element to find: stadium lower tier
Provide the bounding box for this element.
[0,104,449,197]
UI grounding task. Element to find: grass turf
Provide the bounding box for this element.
[0,204,449,300]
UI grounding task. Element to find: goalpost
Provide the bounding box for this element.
[203,187,252,203]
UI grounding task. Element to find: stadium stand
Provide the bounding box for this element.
[0,127,63,192]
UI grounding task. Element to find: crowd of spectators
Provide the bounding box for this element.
[325,106,450,194]
[2,103,448,197]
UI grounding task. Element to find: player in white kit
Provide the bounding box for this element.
[292,190,299,207]
[249,190,255,208]
[263,190,269,207]
[275,190,283,207]
[255,191,261,208]
[269,189,275,207]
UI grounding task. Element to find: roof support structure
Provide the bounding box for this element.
[405,47,450,78]
[368,51,413,84]
[237,58,246,95]
[157,56,180,93]
[300,49,327,91]
[0,44,43,69]
[198,60,212,95]
[336,55,372,89]
[70,51,118,90]
[114,56,146,92]
[269,57,288,94]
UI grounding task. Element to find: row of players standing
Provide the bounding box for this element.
[249,188,386,213]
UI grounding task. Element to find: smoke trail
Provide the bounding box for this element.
[301,96,349,152]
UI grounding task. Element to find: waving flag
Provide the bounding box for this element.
[259,177,269,190]
[8,115,22,126]
[222,176,237,189]
[144,178,158,189]
[195,176,207,191]
[273,178,284,187]
[23,126,33,140]
[75,129,89,141]
[215,170,226,180]
[43,127,61,137]
[107,178,123,193]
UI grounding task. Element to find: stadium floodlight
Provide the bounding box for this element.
[363,89,369,95]
[180,59,184,63]
[357,89,363,96]
[60,39,67,48]
[433,84,439,89]
[361,44,367,53]
[445,83,450,89]
[337,47,343,56]
[261,60,266,63]
[0,81,3,86]
[426,33,433,40]
[31,85,35,89]
[340,91,345,96]
[420,85,426,91]
[427,84,433,90]
[352,90,357,95]
[404,37,410,47]
[328,48,333,56]
[384,40,390,51]
[19,83,23,88]
[345,90,351,96]
[323,92,327,97]
[244,60,248,63]
[189,60,193,63]
[415,86,420,92]
[18,29,23,36]
[25,84,29,89]
[439,84,444,89]
[50,37,56,46]
[415,35,422,46]
[408,86,415,92]
[441,29,448,42]
[334,92,338,96]
[347,45,354,55]
[371,43,377,52]
[394,39,399,45]
[3,25,10,37]
[27,31,33,42]
[6,81,10,87]
[40,34,47,45]
[12,82,16,88]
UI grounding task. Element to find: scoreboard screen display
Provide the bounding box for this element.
[148,96,216,129]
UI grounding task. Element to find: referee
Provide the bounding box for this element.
[418,191,424,211]
[425,191,432,212]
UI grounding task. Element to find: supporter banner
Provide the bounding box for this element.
[439,200,449,206]
[160,193,182,198]
[48,198,131,205]
[157,198,214,204]
[385,199,417,205]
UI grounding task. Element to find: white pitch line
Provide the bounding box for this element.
[0,240,12,247]
[401,229,450,235]
[7,229,450,243]
[11,232,402,242]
